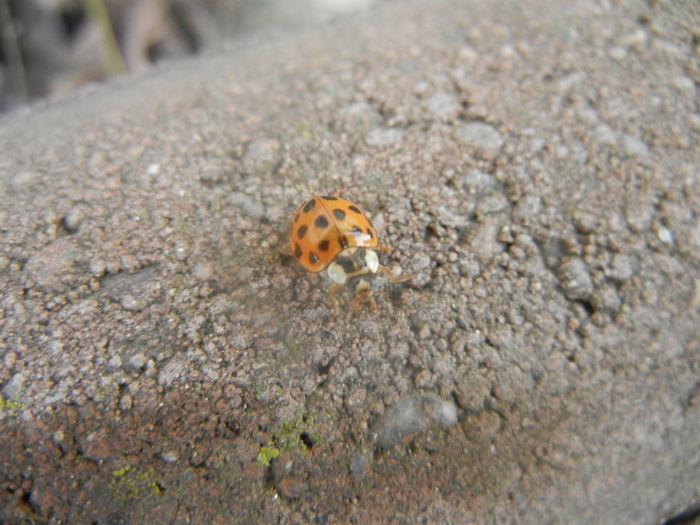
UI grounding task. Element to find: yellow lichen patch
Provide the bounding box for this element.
[0,395,22,412]
[256,446,280,466]
[109,466,163,502]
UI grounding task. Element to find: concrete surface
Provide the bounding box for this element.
[1,0,699,523]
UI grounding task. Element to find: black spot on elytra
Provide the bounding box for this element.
[319,239,330,251]
[303,199,316,213]
[339,235,349,249]
[315,215,329,228]
[294,244,302,258]
[297,225,308,239]
[333,209,346,221]
[351,224,362,233]
[348,205,362,214]
[310,252,319,264]
[367,228,374,239]
[321,195,337,200]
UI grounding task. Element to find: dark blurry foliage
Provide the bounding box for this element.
[0,0,379,113]
[0,0,227,112]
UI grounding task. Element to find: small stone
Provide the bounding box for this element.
[656,226,674,244]
[162,451,179,464]
[64,205,86,231]
[556,71,585,94]
[592,286,622,313]
[513,194,542,221]
[594,124,617,146]
[671,76,695,95]
[414,369,433,388]
[625,199,654,232]
[89,259,107,276]
[456,122,504,159]
[619,28,646,47]
[24,238,84,292]
[29,481,56,515]
[193,261,214,281]
[108,354,123,369]
[346,386,367,408]
[103,267,160,311]
[335,102,380,132]
[556,258,593,300]
[493,367,532,403]
[428,398,458,427]
[454,373,490,411]
[119,393,133,411]
[467,218,502,263]
[349,452,368,474]
[10,171,41,190]
[158,359,185,387]
[418,325,431,340]
[476,193,509,217]
[242,138,282,175]
[609,46,627,61]
[128,352,147,371]
[119,295,140,311]
[572,210,597,233]
[461,169,495,189]
[424,91,460,120]
[608,254,633,281]
[4,351,17,370]
[229,192,265,218]
[621,134,649,158]
[458,46,479,62]
[2,372,25,398]
[366,127,403,146]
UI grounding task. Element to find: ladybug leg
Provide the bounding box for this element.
[279,235,294,256]
[328,283,343,315]
[377,265,412,282]
[352,289,376,312]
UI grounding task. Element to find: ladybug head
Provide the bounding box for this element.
[326,248,380,311]
[326,248,379,285]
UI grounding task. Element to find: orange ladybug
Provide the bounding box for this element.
[289,195,411,308]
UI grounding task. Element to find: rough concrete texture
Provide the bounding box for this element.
[1,0,699,523]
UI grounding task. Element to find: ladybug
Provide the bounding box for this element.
[289,195,411,309]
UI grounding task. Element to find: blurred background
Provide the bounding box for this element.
[0,0,379,114]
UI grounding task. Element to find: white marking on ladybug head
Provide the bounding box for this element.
[364,250,379,274]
